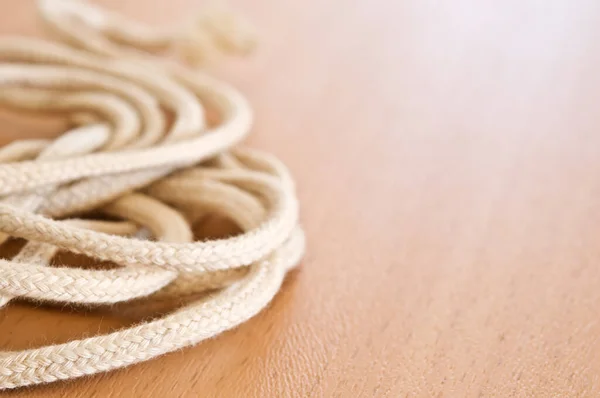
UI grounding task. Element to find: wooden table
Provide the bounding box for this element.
[2,0,600,396]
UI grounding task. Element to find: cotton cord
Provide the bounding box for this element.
[0,0,304,389]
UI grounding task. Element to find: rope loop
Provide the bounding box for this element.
[0,0,303,389]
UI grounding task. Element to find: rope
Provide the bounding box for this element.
[0,0,304,389]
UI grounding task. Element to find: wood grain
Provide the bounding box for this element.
[2,0,600,396]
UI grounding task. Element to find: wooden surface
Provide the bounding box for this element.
[2,0,600,396]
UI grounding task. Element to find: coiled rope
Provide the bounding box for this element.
[0,0,304,389]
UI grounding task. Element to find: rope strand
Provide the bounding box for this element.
[0,0,303,389]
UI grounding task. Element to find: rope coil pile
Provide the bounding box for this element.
[0,0,304,389]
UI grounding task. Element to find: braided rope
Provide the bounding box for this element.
[0,0,303,389]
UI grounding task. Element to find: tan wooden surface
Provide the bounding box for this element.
[2,0,600,396]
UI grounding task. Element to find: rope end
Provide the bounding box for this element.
[175,3,257,66]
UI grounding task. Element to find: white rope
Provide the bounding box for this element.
[0,0,303,389]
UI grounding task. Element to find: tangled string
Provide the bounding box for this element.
[0,0,304,389]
